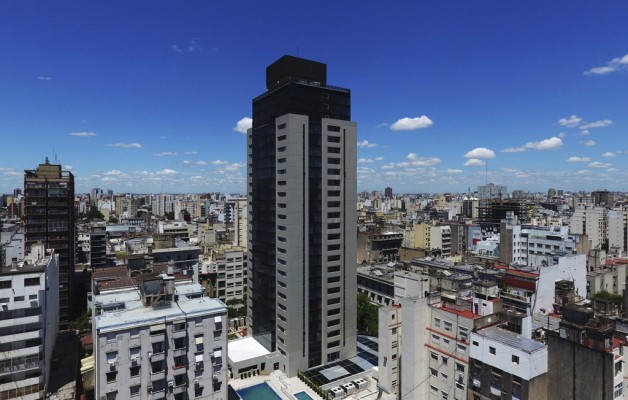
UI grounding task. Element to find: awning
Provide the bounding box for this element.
[213,350,222,358]
[150,323,166,332]
[195,336,204,345]
[195,354,203,363]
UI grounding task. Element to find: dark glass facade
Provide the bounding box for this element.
[249,56,351,365]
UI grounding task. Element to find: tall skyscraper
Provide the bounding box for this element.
[247,55,357,376]
[24,158,75,326]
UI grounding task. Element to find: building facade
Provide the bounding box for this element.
[0,244,59,400]
[92,273,227,400]
[247,55,357,376]
[24,159,75,326]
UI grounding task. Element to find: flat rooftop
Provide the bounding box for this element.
[476,326,545,353]
[228,337,271,364]
[94,282,226,333]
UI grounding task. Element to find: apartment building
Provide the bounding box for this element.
[92,269,227,400]
[0,244,59,400]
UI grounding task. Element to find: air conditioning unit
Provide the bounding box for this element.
[109,362,117,371]
[194,379,200,387]
[457,373,464,383]
[131,358,139,366]
[167,380,174,387]
[147,385,152,393]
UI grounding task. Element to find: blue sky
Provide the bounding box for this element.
[1,1,627,195]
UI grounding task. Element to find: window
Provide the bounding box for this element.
[0,281,10,289]
[473,340,479,347]
[174,322,186,331]
[432,334,440,344]
[512,355,519,365]
[328,125,341,132]
[441,356,449,365]
[327,168,341,175]
[24,278,40,286]
[441,372,448,382]
[456,362,465,372]
[430,368,438,377]
[130,385,140,397]
[444,321,453,331]
[14,296,24,302]
[29,294,37,300]
[489,346,496,355]
[130,328,140,338]
[130,366,140,377]
[430,352,438,361]
[106,371,117,383]
[328,212,340,218]
[278,123,286,130]
[328,329,340,338]
[434,318,441,327]
[457,344,466,353]
[130,347,141,359]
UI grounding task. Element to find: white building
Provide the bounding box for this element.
[92,271,227,400]
[0,244,59,400]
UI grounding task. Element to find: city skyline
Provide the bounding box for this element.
[1,1,628,194]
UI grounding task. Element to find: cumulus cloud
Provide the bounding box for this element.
[580,129,590,136]
[524,137,563,150]
[464,158,486,167]
[69,131,96,137]
[376,122,389,128]
[464,147,496,159]
[558,115,583,128]
[211,160,229,165]
[184,151,198,155]
[156,169,178,176]
[357,140,377,148]
[153,152,178,157]
[501,146,525,153]
[579,119,613,130]
[583,140,596,147]
[375,157,384,161]
[233,117,252,134]
[584,54,628,75]
[195,161,207,166]
[403,153,442,166]
[390,116,433,131]
[567,156,591,162]
[107,143,141,148]
[602,152,618,158]
[358,158,375,163]
[447,169,463,174]
[588,161,612,169]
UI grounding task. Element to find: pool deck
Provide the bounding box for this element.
[230,370,388,400]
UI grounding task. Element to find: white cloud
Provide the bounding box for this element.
[558,115,582,128]
[107,143,141,148]
[464,158,486,167]
[524,137,563,150]
[381,164,395,170]
[64,165,73,171]
[464,147,496,159]
[580,129,590,136]
[567,156,591,162]
[376,122,389,128]
[558,132,566,138]
[69,131,96,137]
[579,119,613,130]
[584,54,628,75]
[501,146,525,153]
[233,117,252,134]
[37,76,52,81]
[588,161,612,169]
[156,169,178,176]
[358,158,374,163]
[390,116,433,131]
[171,38,201,53]
[184,151,197,155]
[357,140,377,148]
[103,170,122,176]
[576,170,590,175]
[195,161,207,166]
[375,157,384,161]
[447,169,463,174]
[602,152,618,158]
[583,140,596,147]
[153,152,177,157]
[4,171,21,177]
[211,160,229,165]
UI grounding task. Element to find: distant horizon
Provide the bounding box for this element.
[1,2,627,194]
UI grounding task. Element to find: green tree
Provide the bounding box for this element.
[164,211,175,220]
[592,290,623,306]
[356,292,379,336]
[109,215,119,223]
[86,206,104,221]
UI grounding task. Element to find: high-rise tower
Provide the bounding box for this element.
[24,158,75,327]
[247,55,357,376]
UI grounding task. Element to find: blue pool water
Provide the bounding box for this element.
[237,383,282,400]
[294,391,315,400]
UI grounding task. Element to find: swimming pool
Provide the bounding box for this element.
[237,382,282,400]
[294,391,315,400]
